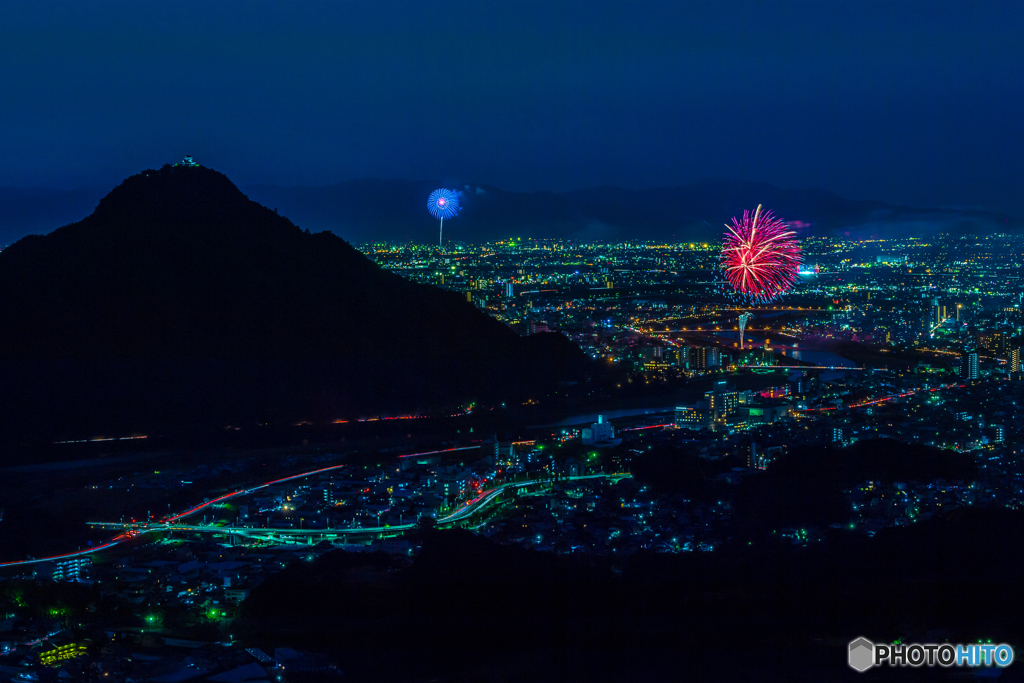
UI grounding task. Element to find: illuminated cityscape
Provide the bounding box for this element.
[3,227,1021,676]
[1,2,1022,681]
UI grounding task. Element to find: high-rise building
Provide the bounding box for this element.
[960,350,979,380]
[668,346,690,368]
[929,298,946,327]
[705,381,739,420]
[1010,347,1022,373]
[691,346,721,370]
[639,346,664,362]
[832,427,844,443]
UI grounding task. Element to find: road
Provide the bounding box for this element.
[91,473,630,540]
[0,454,629,567]
[800,381,968,413]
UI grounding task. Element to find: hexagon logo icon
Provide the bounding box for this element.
[849,637,875,672]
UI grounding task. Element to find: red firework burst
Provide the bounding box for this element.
[721,204,802,303]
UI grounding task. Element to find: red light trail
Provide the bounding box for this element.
[0,443,489,567]
[620,423,673,432]
[800,382,965,413]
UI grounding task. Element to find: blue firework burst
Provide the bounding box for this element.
[427,188,461,221]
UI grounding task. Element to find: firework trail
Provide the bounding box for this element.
[427,188,461,247]
[721,204,801,303]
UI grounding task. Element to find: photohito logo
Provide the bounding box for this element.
[848,637,1014,672]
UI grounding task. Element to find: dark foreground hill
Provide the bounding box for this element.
[0,164,589,450]
[236,510,1024,681]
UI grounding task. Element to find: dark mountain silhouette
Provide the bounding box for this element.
[0,186,107,247]
[244,178,1022,244]
[0,164,589,449]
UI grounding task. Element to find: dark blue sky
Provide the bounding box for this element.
[2,1,1022,216]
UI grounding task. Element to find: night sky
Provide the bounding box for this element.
[1,1,1022,216]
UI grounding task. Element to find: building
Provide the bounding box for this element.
[746,443,774,469]
[33,556,91,581]
[434,467,472,498]
[528,320,550,335]
[675,405,713,431]
[929,298,946,327]
[637,346,672,373]
[960,350,979,380]
[667,346,689,368]
[39,640,87,666]
[736,404,790,425]
[690,345,721,370]
[759,385,790,400]
[1010,347,1022,373]
[980,332,1009,356]
[832,427,844,443]
[705,381,739,422]
[582,415,616,445]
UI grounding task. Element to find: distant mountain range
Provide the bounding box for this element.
[1,179,1018,248]
[243,179,1021,244]
[0,165,588,449]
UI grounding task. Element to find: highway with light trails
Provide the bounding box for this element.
[0,452,629,568]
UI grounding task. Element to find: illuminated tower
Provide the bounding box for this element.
[738,312,753,350]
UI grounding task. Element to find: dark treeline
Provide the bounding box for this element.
[236,509,1023,682]
[630,439,978,533]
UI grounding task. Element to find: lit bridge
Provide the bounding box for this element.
[738,365,866,371]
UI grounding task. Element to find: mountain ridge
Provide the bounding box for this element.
[2,178,1017,249]
[244,178,1020,244]
[0,164,589,450]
